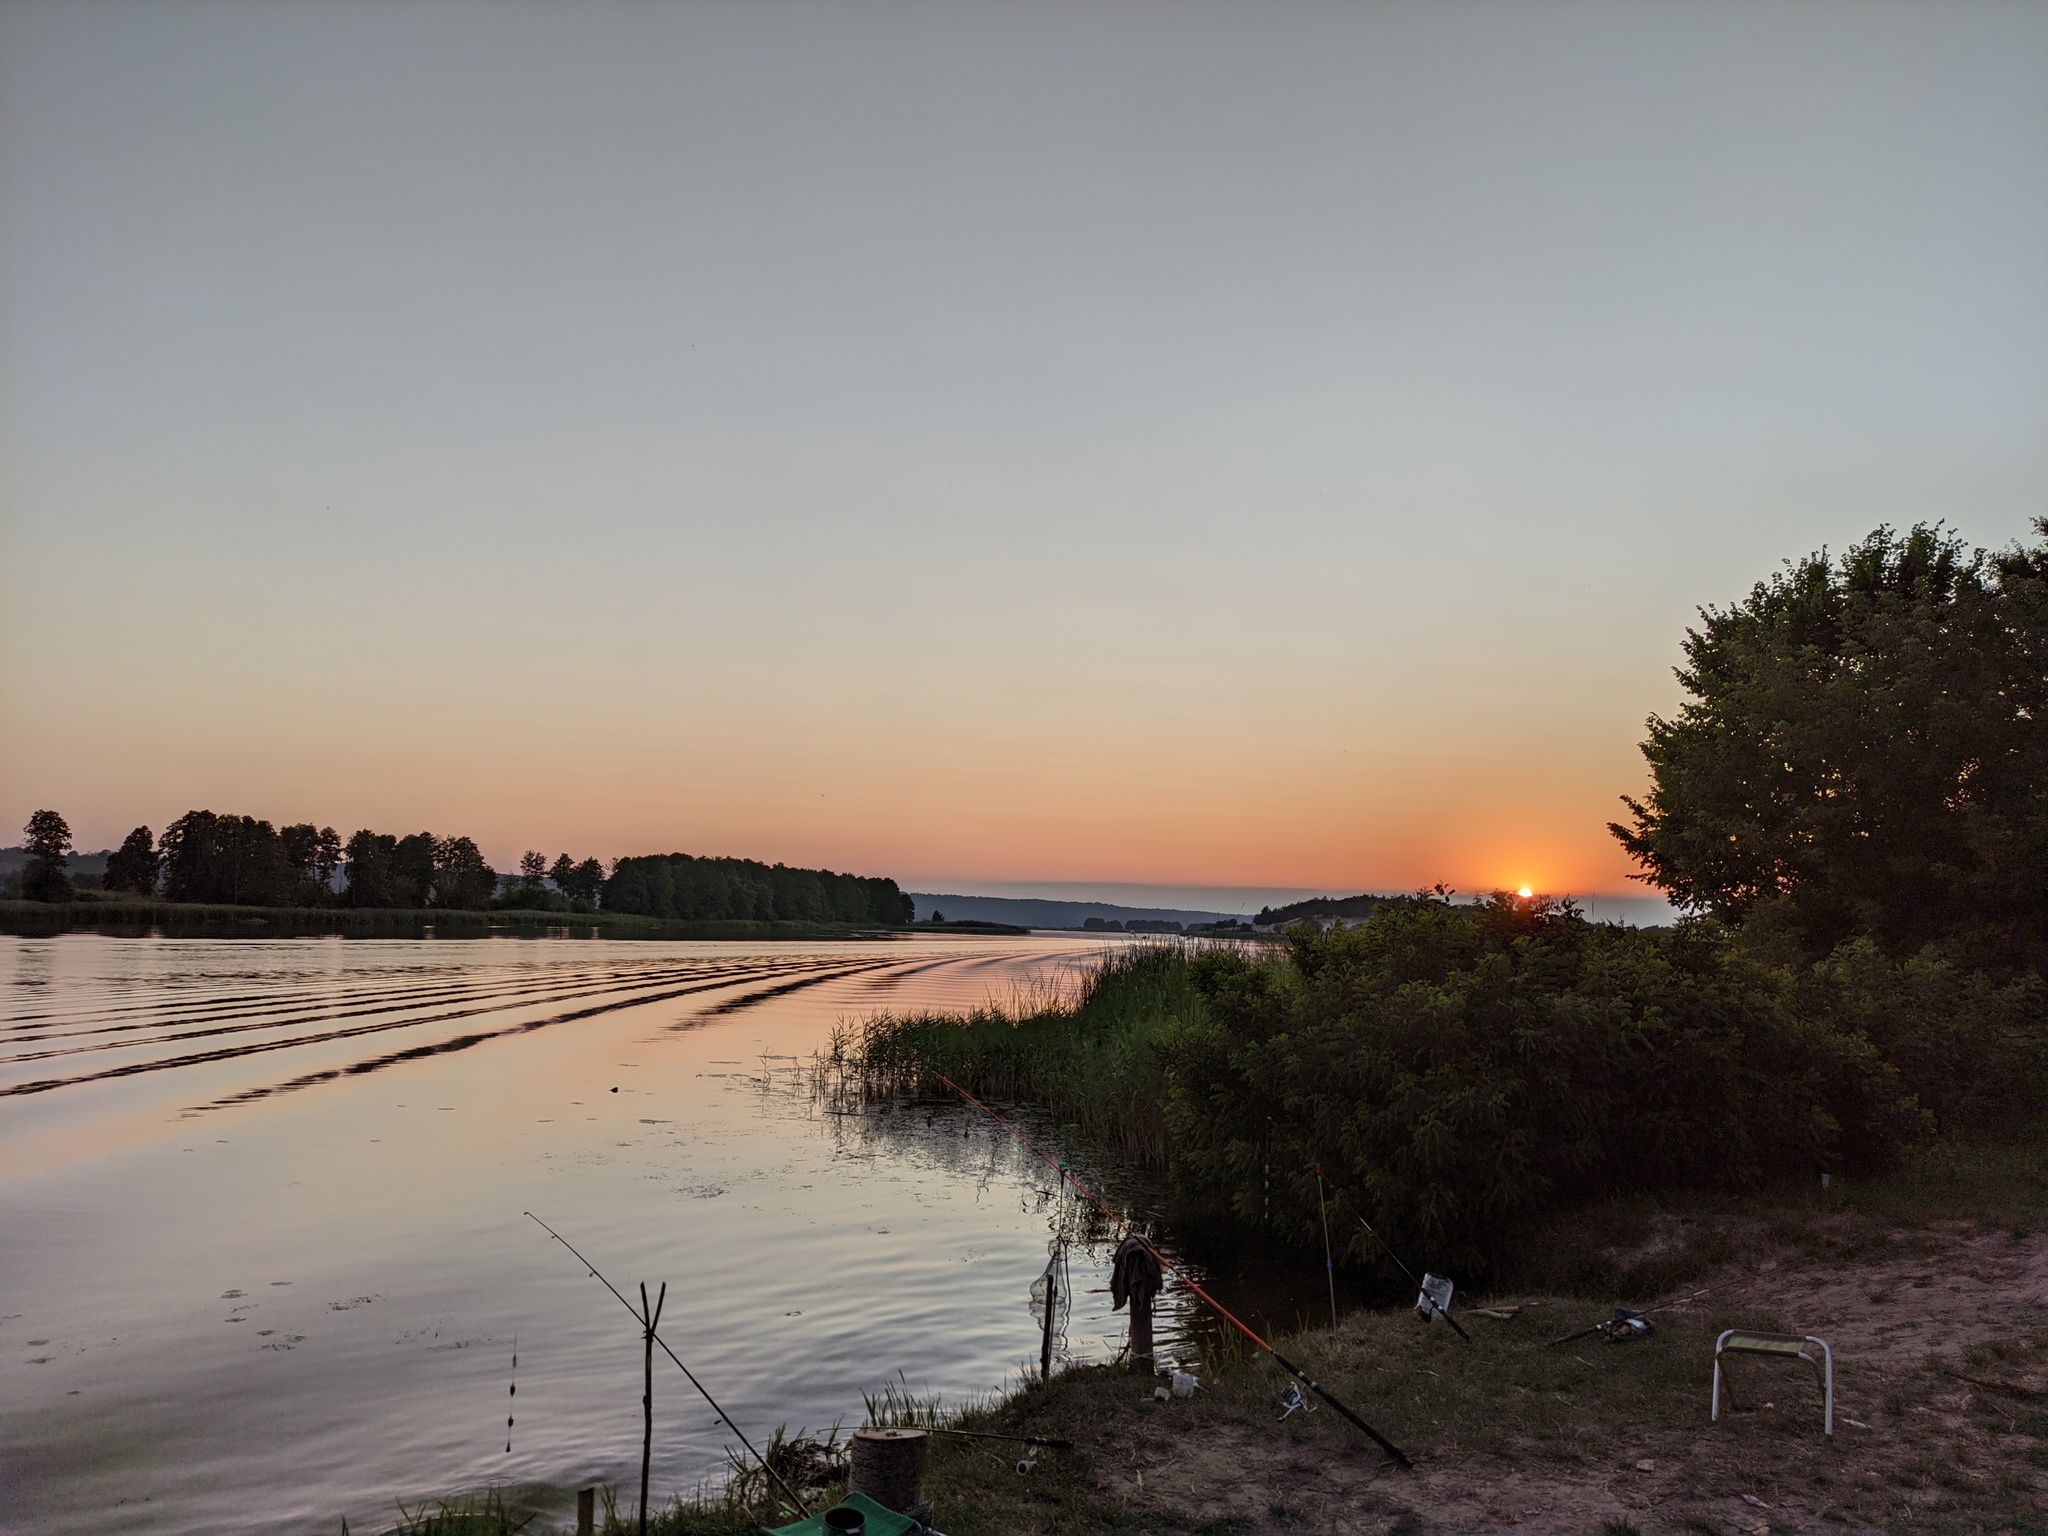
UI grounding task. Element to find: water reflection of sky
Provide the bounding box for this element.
[0,933,1297,1536]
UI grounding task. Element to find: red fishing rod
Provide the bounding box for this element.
[933,1073,1412,1469]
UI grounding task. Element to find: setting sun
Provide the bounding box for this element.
[1517,886,1534,898]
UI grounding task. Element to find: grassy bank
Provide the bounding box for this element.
[0,900,1022,941]
[393,1139,2048,1534]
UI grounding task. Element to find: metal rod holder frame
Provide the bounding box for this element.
[1711,1329,1833,1437]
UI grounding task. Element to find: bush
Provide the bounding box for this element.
[1801,938,2046,1137]
[1160,897,1930,1277]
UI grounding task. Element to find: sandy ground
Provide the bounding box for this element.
[1082,1221,2048,1534]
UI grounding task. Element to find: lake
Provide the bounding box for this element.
[0,933,1315,1534]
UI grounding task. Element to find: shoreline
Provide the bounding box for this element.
[393,1139,2048,1534]
[0,899,1028,941]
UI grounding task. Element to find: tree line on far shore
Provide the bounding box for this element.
[603,852,913,927]
[5,809,910,926]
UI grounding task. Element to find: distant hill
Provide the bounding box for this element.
[1253,892,1385,928]
[1250,890,1679,928]
[910,893,1238,930]
[0,845,111,876]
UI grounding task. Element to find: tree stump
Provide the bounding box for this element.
[849,1426,929,1517]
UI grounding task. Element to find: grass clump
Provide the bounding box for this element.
[388,1487,537,1534]
[614,1425,849,1535]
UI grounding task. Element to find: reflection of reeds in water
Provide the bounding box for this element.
[821,945,1199,1169]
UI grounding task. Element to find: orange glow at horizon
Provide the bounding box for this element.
[3,1,2040,914]
[4,662,1667,897]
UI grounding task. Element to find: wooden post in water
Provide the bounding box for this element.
[1039,1260,1057,1383]
[638,1281,666,1536]
[1112,1235,1164,1375]
[577,1488,595,1536]
[1129,1284,1154,1374]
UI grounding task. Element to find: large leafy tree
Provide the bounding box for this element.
[1612,523,2048,965]
[21,809,74,902]
[279,824,343,904]
[343,830,401,907]
[539,854,606,906]
[392,833,439,907]
[431,836,497,910]
[159,811,292,905]
[341,827,493,908]
[567,857,606,905]
[104,825,161,896]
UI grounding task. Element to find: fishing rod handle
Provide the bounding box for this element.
[1265,1347,1412,1469]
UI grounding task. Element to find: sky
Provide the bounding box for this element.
[3,0,2045,902]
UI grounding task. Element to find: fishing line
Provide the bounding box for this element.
[1316,1165,1337,1329]
[923,1428,1075,1449]
[931,1073,1411,1468]
[1348,1210,1469,1342]
[523,1211,811,1517]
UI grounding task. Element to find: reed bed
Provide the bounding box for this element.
[832,944,1206,1168]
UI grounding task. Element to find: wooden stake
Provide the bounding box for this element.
[525,1214,810,1518]
[1129,1284,1154,1374]
[1039,1260,1057,1383]
[639,1281,666,1536]
[577,1488,595,1536]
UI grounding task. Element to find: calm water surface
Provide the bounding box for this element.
[0,934,1276,1534]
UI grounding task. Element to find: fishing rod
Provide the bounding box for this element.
[922,1428,1075,1449]
[524,1212,811,1518]
[1351,1214,1469,1342]
[1545,1286,1715,1349]
[931,1073,1412,1469]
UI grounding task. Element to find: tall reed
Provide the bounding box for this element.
[841,943,1206,1167]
